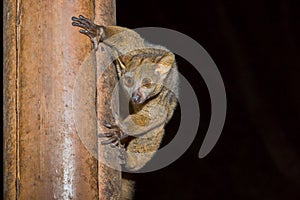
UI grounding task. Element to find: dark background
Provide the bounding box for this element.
[116,0,300,199]
[2,0,299,199]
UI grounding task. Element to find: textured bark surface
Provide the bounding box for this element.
[3,0,18,199]
[94,0,122,199]
[4,1,99,199]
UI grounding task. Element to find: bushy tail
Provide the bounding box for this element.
[122,178,135,200]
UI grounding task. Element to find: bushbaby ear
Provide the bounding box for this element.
[155,52,175,75]
[114,49,126,77]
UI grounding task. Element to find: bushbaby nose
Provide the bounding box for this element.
[131,92,142,104]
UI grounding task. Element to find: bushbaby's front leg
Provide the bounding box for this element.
[71,15,105,50]
[118,106,168,137]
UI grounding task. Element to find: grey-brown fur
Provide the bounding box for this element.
[72,15,178,199]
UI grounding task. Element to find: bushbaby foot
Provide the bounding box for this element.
[99,121,126,147]
[99,121,127,164]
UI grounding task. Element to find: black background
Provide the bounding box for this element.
[116,0,300,199]
[2,0,300,199]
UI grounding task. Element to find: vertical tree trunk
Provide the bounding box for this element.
[3,0,104,199]
[94,1,122,199]
[3,1,17,199]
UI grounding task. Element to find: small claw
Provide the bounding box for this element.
[79,30,92,38]
[101,137,117,145]
[71,21,80,26]
[78,15,93,25]
[110,140,119,148]
[79,29,88,34]
[72,22,88,31]
[98,132,115,138]
[71,16,78,21]
[103,121,112,128]
[103,121,119,129]
[79,15,87,20]
[98,133,106,137]
[105,132,115,137]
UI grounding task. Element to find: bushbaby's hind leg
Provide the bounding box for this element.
[125,129,165,171]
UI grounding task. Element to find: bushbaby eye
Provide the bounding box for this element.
[125,77,134,87]
[142,78,152,88]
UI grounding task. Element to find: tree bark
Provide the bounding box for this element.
[4,0,100,199]
[3,1,17,199]
[94,1,123,199]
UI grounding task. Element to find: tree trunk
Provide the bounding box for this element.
[94,1,122,199]
[3,0,119,199]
